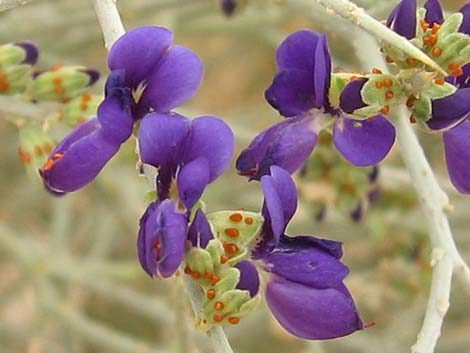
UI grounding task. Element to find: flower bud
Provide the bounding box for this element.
[31,66,99,102]
[0,42,38,95]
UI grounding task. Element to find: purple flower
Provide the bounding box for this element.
[41,26,204,195]
[236,30,395,180]
[386,0,417,39]
[137,199,188,278]
[240,166,363,339]
[138,112,235,210]
[40,87,133,194]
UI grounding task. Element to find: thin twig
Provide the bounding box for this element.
[91,1,235,352]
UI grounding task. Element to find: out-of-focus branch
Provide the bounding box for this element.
[0,0,33,12]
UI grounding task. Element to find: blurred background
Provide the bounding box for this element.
[0,0,469,352]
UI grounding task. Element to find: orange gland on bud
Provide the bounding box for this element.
[82,94,92,102]
[383,79,393,88]
[385,91,394,100]
[18,147,31,164]
[406,97,415,108]
[435,78,445,85]
[406,58,416,67]
[213,314,224,323]
[385,56,394,63]
[428,34,437,46]
[410,115,417,124]
[375,81,384,89]
[420,20,430,31]
[380,106,390,115]
[214,302,224,311]
[220,255,229,264]
[34,145,43,156]
[210,275,220,286]
[431,47,442,57]
[191,271,201,280]
[431,23,441,35]
[228,317,240,325]
[225,228,239,238]
[207,289,216,300]
[244,217,253,225]
[204,272,214,280]
[184,266,192,275]
[79,102,89,111]
[229,213,243,222]
[371,68,382,74]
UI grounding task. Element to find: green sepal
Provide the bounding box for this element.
[438,13,463,37]
[62,94,102,127]
[0,64,33,95]
[329,74,349,107]
[144,190,157,204]
[214,267,240,293]
[349,104,383,119]
[412,95,432,122]
[361,74,402,107]
[18,124,55,179]
[425,82,456,100]
[206,210,264,261]
[185,248,215,283]
[238,295,261,316]
[437,32,470,67]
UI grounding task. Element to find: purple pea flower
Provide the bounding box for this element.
[238,166,364,339]
[136,112,234,277]
[386,0,470,193]
[41,26,203,195]
[236,30,395,180]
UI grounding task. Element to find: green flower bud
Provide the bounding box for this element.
[18,124,54,178]
[0,44,27,66]
[0,43,37,95]
[31,66,99,102]
[410,95,431,122]
[61,94,102,127]
[329,73,349,107]
[438,13,463,37]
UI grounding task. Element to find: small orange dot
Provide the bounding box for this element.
[227,244,239,254]
[410,115,417,124]
[82,94,92,102]
[428,34,437,46]
[385,56,394,63]
[225,228,239,237]
[210,275,220,286]
[191,271,201,280]
[51,64,62,72]
[207,289,216,300]
[204,272,213,280]
[406,97,415,107]
[375,81,384,89]
[383,79,393,87]
[385,91,394,99]
[80,102,89,111]
[380,106,390,115]
[431,47,442,57]
[452,67,464,77]
[406,58,416,67]
[52,77,62,85]
[448,63,459,71]
[229,213,243,222]
[245,217,253,225]
[435,78,445,85]
[184,266,192,275]
[228,317,240,325]
[44,144,53,153]
[214,302,224,311]
[34,146,43,156]
[54,86,64,95]
[420,20,430,31]
[213,314,224,323]
[371,68,382,74]
[431,23,441,34]
[220,255,229,264]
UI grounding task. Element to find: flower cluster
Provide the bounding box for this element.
[36,26,365,340]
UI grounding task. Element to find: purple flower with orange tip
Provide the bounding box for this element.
[236,166,364,340]
[236,30,395,180]
[40,26,203,195]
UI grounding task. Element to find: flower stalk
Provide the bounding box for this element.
[91,1,235,352]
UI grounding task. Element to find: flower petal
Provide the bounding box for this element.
[459,3,470,35]
[187,209,213,248]
[137,200,188,278]
[333,115,396,166]
[97,86,134,144]
[387,0,417,39]
[265,69,315,117]
[15,41,39,65]
[177,157,210,210]
[142,45,203,112]
[443,119,470,193]
[424,0,444,25]
[428,88,470,130]
[339,78,367,114]
[108,26,173,87]
[235,260,260,297]
[236,116,318,180]
[262,235,349,288]
[275,29,321,72]
[313,34,331,109]
[183,116,235,182]
[41,120,119,194]
[138,112,190,167]
[266,277,363,340]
